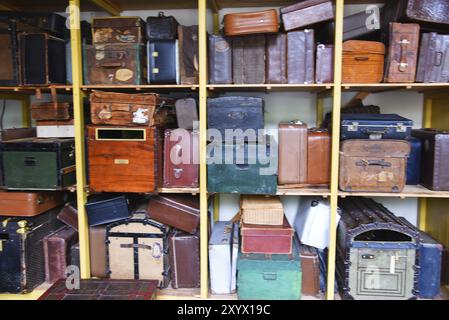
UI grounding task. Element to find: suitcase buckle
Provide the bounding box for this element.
[397,123,406,132]
[174,168,183,179]
[348,122,358,131]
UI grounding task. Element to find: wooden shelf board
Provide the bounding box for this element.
[0,85,72,94]
[213,0,296,9]
[207,84,333,92]
[0,282,50,300]
[277,187,331,197]
[158,187,200,194]
[338,185,449,199]
[342,83,449,93]
[157,287,201,300]
[82,85,199,92]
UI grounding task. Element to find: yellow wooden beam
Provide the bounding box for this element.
[213,194,220,222]
[316,96,324,127]
[21,98,31,128]
[199,0,209,300]
[423,94,433,128]
[327,0,344,301]
[213,13,220,34]
[418,198,427,231]
[69,0,91,279]
[89,0,121,15]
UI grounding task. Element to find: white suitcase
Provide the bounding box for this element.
[294,197,340,250]
[37,125,75,138]
[209,221,239,295]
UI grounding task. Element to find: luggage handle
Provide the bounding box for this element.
[24,156,36,167]
[98,61,125,68]
[227,111,247,120]
[434,52,443,67]
[356,159,391,168]
[235,164,249,170]
[363,128,388,136]
[262,272,277,281]
[354,56,369,61]
[398,39,410,72]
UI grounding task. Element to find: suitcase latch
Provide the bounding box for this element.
[396,123,406,133]
[348,122,358,131]
[174,168,183,179]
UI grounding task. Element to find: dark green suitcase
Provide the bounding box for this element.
[237,241,302,300]
[207,139,278,195]
[1,138,76,190]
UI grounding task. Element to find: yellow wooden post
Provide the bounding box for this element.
[198,0,209,299]
[213,194,220,222]
[69,0,90,279]
[21,97,31,128]
[327,0,344,301]
[316,96,324,127]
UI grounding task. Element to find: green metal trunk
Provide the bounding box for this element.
[1,138,76,190]
[237,242,301,300]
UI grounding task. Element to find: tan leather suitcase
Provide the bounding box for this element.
[169,231,200,289]
[89,226,108,278]
[342,40,385,83]
[0,190,65,217]
[339,140,410,192]
[307,129,331,185]
[385,23,420,83]
[224,9,279,36]
[278,121,308,185]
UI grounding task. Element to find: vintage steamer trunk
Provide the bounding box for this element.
[343,10,381,41]
[178,25,199,85]
[241,195,284,226]
[84,44,145,85]
[0,208,62,293]
[406,137,422,185]
[169,230,200,289]
[147,39,179,84]
[337,197,420,300]
[223,9,279,36]
[316,44,334,84]
[287,30,315,84]
[307,128,331,185]
[90,91,174,127]
[281,0,334,31]
[87,126,160,193]
[163,129,199,188]
[89,226,108,278]
[175,98,198,130]
[146,12,178,41]
[278,121,308,185]
[416,32,449,83]
[209,221,239,294]
[398,217,443,299]
[43,226,78,284]
[232,35,266,84]
[1,138,76,190]
[85,194,130,227]
[385,23,420,83]
[241,217,294,255]
[412,129,449,191]
[299,242,320,296]
[20,33,66,85]
[266,34,287,84]
[0,18,20,85]
[342,40,385,83]
[207,96,264,140]
[31,102,72,121]
[341,114,413,140]
[39,279,158,300]
[0,190,65,217]
[208,34,232,84]
[147,195,200,234]
[106,213,170,288]
[237,241,301,300]
[92,17,145,44]
[207,140,278,195]
[339,140,410,193]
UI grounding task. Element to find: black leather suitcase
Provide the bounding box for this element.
[20,33,66,85]
[85,194,130,227]
[343,9,382,41]
[146,12,179,40]
[147,40,179,84]
[208,34,232,84]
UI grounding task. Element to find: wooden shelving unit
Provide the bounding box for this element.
[1,0,448,301]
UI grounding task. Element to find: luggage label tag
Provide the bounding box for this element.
[132,108,149,124]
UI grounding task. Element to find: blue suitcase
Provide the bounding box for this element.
[406,137,422,185]
[398,217,443,299]
[341,114,413,140]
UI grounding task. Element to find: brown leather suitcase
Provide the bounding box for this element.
[287,30,315,84]
[43,226,78,284]
[169,230,200,289]
[416,32,449,83]
[299,242,320,296]
[89,91,175,127]
[316,44,334,84]
[281,0,334,31]
[87,126,160,193]
[163,129,199,188]
[412,129,449,191]
[0,190,65,217]
[224,9,279,36]
[178,25,199,85]
[57,203,78,231]
[241,217,294,255]
[307,128,331,185]
[147,194,200,234]
[339,140,410,193]
[385,23,420,83]
[31,102,72,121]
[342,40,385,83]
[92,17,145,44]
[232,35,266,84]
[266,33,287,84]
[278,121,308,185]
[89,226,108,278]
[208,34,232,84]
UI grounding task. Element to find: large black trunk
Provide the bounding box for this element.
[0,19,20,85]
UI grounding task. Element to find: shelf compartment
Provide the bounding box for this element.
[338,185,449,199]
[277,186,331,197]
[342,83,449,93]
[207,84,333,92]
